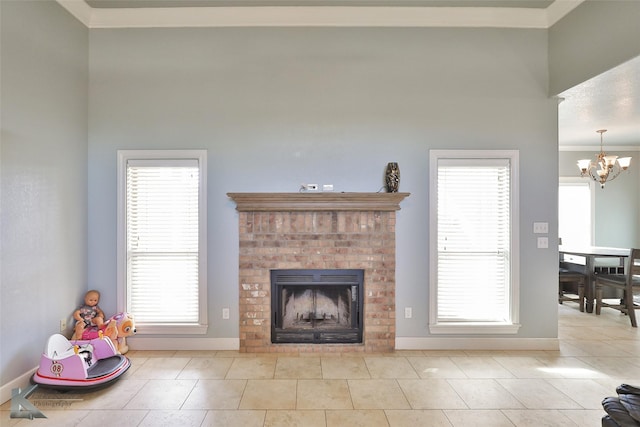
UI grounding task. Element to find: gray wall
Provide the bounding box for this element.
[88,27,560,341]
[549,0,640,94]
[559,150,640,248]
[0,1,88,389]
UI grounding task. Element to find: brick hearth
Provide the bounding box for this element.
[228,192,409,353]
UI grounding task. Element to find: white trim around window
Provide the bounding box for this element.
[117,149,208,335]
[429,149,520,334]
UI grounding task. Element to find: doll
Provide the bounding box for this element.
[73,290,105,339]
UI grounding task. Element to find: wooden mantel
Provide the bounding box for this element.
[227,192,410,212]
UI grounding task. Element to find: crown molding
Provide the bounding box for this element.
[56,0,584,29]
[559,145,640,152]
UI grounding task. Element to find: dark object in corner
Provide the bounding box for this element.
[602,384,640,426]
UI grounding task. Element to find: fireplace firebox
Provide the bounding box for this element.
[271,269,364,344]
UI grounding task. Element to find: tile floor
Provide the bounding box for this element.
[2,302,640,426]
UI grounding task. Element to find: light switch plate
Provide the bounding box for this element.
[537,237,549,248]
[533,222,548,234]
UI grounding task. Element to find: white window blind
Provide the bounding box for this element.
[118,150,207,334]
[429,150,519,334]
[126,160,199,323]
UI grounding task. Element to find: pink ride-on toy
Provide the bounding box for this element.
[31,333,130,391]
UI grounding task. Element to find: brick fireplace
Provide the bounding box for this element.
[227,192,409,353]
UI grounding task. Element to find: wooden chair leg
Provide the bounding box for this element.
[624,290,637,327]
[595,284,603,315]
[558,285,563,304]
[578,282,585,312]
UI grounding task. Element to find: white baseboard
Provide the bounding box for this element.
[126,337,239,351]
[1,366,38,405]
[395,337,560,351]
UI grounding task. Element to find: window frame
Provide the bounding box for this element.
[117,149,208,335]
[428,149,520,334]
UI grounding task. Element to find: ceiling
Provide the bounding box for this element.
[558,55,640,150]
[67,0,640,150]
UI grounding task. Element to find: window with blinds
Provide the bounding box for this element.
[429,150,520,334]
[117,150,207,334]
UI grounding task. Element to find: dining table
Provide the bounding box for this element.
[559,246,630,313]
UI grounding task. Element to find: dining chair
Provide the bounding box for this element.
[595,248,640,327]
[559,268,586,312]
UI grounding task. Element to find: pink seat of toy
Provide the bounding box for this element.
[45,334,77,360]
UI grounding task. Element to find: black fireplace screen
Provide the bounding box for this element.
[271,269,364,344]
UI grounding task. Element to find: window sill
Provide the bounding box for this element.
[133,323,208,335]
[429,322,521,335]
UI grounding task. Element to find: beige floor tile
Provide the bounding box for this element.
[443,409,514,427]
[493,356,564,378]
[127,350,177,358]
[420,350,469,357]
[181,379,247,409]
[557,340,592,357]
[606,338,640,355]
[560,409,606,427]
[389,350,430,357]
[534,356,608,379]
[567,339,636,357]
[407,356,467,379]
[447,379,524,409]
[60,379,148,410]
[128,357,191,380]
[496,379,582,409]
[226,357,277,379]
[450,356,515,379]
[297,379,353,410]
[501,409,580,426]
[364,357,418,379]
[397,379,467,409]
[173,350,219,358]
[138,409,207,426]
[546,378,614,409]
[177,357,234,379]
[239,379,297,410]
[326,409,389,427]
[348,379,410,409]
[74,409,148,426]
[274,357,322,379]
[264,410,326,427]
[321,356,370,379]
[594,377,640,392]
[385,409,453,426]
[124,379,196,410]
[201,410,266,427]
[6,306,638,426]
[579,356,640,378]
[5,409,91,427]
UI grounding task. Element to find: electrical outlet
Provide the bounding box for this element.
[404,307,412,319]
[222,308,230,319]
[60,318,67,332]
[322,184,334,192]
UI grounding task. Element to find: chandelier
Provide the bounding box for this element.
[577,129,632,189]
